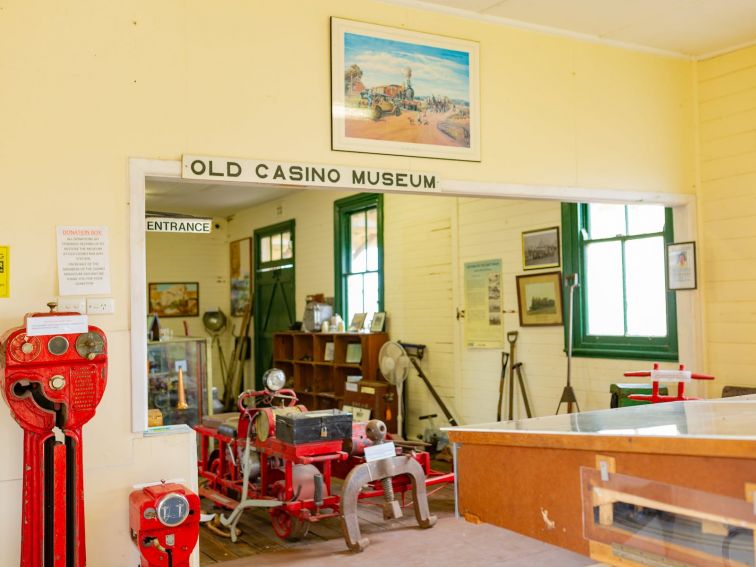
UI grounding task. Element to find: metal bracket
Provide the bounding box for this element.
[340,454,437,552]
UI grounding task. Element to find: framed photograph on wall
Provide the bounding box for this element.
[230,237,252,316]
[522,227,560,270]
[666,241,697,290]
[148,282,199,318]
[515,272,563,327]
[331,17,480,161]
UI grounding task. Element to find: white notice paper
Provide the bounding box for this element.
[364,441,396,463]
[57,226,111,295]
[27,315,88,336]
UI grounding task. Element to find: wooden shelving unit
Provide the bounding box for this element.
[272,331,397,430]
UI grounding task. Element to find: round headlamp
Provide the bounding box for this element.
[263,368,287,392]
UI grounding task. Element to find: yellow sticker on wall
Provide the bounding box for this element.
[0,246,8,298]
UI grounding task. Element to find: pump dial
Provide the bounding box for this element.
[8,334,42,363]
[156,493,191,527]
[75,332,105,360]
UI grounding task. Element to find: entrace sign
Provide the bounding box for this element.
[182,155,440,192]
[146,217,212,234]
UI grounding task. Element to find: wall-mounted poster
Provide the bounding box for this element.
[463,259,503,348]
[230,238,252,316]
[331,18,480,161]
[667,241,697,290]
[148,282,199,318]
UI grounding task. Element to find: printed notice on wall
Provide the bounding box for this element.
[0,246,9,298]
[56,226,111,295]
[463,259,504,348]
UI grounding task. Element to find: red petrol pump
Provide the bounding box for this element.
[129,483,201,567]
[0,303,107,566]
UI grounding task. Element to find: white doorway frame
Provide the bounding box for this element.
[129,157,699,432]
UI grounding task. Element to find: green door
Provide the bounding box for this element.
[254,220,295,389]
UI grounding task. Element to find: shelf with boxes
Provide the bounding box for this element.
[272,331,398,431]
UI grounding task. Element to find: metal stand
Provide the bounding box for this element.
[557,274,581,414]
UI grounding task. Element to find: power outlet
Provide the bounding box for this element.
[86,297,115,315]
[57,296,86,314]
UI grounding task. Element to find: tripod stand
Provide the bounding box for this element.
[556,274,580,414]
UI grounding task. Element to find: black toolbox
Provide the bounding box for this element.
[276,409,353,445]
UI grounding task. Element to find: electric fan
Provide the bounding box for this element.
[378,341,410,437]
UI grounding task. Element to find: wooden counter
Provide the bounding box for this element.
[446,397,756,564]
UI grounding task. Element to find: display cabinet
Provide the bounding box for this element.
[272,332,397,431]
[147,337,210,427]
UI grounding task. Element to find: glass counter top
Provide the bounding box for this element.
[445,395,756,440]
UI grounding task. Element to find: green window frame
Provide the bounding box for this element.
[334,193,384,322]
[561,203,678,361]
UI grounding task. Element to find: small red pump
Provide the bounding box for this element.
[129,483,201,567]
[0,303,108,566]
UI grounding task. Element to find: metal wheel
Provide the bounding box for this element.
[270,508,310,541]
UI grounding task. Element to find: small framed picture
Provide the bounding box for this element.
[345,343,363,364]
[522,227,560,270]
[515,271,564,327]
[324,341,335,362]
[148,282,199,318]
[666,242,697,290]
[349,312,367,331]
[370,312,386,332]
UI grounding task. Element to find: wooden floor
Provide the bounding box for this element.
[199,477,457,565]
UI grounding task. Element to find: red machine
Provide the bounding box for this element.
[0,303,107,566]
[129,483,201,567]
[195,373,454,543]
[624,362,715,403]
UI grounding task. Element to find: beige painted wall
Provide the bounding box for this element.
[0,0,697,563]
[697,44,756,395]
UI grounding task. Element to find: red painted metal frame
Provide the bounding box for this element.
[195,389,455,538]
[625,362,715,403]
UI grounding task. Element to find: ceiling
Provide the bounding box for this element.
[385,0,756,58]
[146,181,302,218]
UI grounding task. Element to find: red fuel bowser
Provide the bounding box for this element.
[0,302,107,566]
[129,483,201,567]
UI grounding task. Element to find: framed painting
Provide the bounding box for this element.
[230,237,252,316]
[522,227,560,270]
[148,282,199,318]
[331,17,480,161]
[516,272,563,327]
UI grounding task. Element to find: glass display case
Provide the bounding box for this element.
[147,337,209,427]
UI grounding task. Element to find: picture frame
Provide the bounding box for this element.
[515,272,564,327]
[666,241,697,290]
[148,282,199,318]
[345,343,363,364]
[522,227,560,270]
[324,341,335,362]
[370,312,386,332]
[230,237,252,316]
[331,17,480,161]
[349,312,367,331]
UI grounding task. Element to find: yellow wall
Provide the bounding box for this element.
[0,0,696,564]
[697,44,756,394]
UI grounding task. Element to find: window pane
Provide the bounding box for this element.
[625,237,667,336]
[350,212,367,273]
[588,204,626,239]
[363,272,379,316]
[346,274,364,324]
[271,233,282,261]
[260,236,271,263]
[366,208,378,272]
[281,231,293,259]
[627,205,665,236]
[585,241,624,335]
